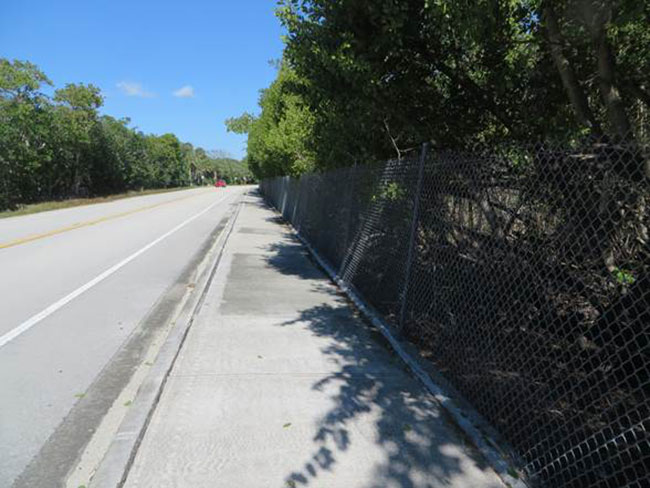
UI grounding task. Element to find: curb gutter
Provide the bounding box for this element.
[88,196,245,488]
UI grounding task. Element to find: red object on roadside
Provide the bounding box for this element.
[214,179,227,188]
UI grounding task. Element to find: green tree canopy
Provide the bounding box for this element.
[0,58,250,210]
[230,0,650,179]
[227,64,316,178]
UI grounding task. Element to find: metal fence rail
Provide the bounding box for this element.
[260,137,650,488]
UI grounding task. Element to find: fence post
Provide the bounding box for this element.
[398,142,429,335]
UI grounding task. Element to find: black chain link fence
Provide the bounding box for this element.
[260,136,650,488]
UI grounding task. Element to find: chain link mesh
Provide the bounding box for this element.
[260,136,650,488]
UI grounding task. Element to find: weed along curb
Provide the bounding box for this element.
[87,196,245,488]
[268,205,529,488]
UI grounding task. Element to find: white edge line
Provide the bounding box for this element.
[0,193,231,349]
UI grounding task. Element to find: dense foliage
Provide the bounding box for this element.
[0,59,253,210]
[229,0,649,179]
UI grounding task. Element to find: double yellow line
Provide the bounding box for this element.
[0,190,209,250]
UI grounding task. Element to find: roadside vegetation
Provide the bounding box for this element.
[0,59,253,211]
[0,186,194,219]
[227,0,649,178]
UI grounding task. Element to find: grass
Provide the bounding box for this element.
[0,186,196,220]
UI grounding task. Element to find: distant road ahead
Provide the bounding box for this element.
[0,186,247,486]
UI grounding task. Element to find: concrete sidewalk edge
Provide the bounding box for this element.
[88,197,245,488]
[265,198,530,488]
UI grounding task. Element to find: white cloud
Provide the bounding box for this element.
[116,81,154,98]
[173,85,195,98]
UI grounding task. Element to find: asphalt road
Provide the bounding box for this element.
[0,186,246,486]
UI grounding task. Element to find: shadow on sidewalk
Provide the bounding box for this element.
[263,238,501,488]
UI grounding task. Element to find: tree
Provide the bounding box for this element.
[231,0,648,178]
[227,64,316,178]
[0,59,53,208]
[0,57,219,210]
[540,0,649,142]
[225,112,256,135]
[51,83,103,196]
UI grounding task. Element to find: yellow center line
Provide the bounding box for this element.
[0,190,213,250]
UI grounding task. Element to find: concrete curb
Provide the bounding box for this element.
[89,197,245,488]
[268,202,529,488]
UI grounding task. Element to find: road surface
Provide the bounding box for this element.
[0,186,246,486]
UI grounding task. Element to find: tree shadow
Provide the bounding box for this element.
[263,240,502,488]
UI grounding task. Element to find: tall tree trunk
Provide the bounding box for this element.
[543,4,601,134]
[73,152,81,196]
[591,24,632,139]
[580,1,646,176]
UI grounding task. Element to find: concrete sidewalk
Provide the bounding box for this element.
[121,192,505,488]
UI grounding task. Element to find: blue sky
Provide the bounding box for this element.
[0,0,285,159]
